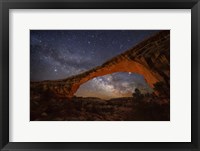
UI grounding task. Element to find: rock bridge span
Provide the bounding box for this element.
[31,30,170,99]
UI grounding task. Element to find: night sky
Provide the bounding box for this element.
[30,30,159,99]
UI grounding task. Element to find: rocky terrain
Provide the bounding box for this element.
[30,30,170,99]
[30,92,170,121]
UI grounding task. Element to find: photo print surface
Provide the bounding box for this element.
[30,30,170,121]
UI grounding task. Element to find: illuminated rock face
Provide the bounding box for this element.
[31,30,170,99]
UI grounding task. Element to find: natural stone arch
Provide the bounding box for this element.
[70,61,159,98]
[75,71,153,99]
[31,30,170,99]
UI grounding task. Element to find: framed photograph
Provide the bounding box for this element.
[0,0,199,150]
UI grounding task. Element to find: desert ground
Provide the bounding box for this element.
[30,91,170,121]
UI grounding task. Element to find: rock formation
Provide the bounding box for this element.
[31,30,170,99]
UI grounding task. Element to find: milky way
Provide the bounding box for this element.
[30,30,159,99]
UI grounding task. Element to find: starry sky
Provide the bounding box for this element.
[30,30,159,99]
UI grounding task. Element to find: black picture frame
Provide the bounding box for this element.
[0,0,199,150]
